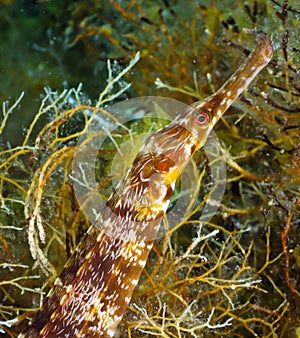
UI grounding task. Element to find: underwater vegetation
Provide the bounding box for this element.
[0,0,299,337]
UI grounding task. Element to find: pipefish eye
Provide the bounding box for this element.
[196,110,210,126]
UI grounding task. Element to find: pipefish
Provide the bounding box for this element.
[19,32,273,338]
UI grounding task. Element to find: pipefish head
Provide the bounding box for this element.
[176,32,273,149]
[174,94,232,150]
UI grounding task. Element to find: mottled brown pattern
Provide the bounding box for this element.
[19,33,272,338]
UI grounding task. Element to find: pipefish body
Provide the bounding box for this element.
[19,33,273,338]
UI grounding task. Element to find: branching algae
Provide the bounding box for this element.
[0,1,299,337]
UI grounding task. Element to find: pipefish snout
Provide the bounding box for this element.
[19,33,273,338]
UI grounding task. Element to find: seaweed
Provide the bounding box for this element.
[0,0,299,337]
